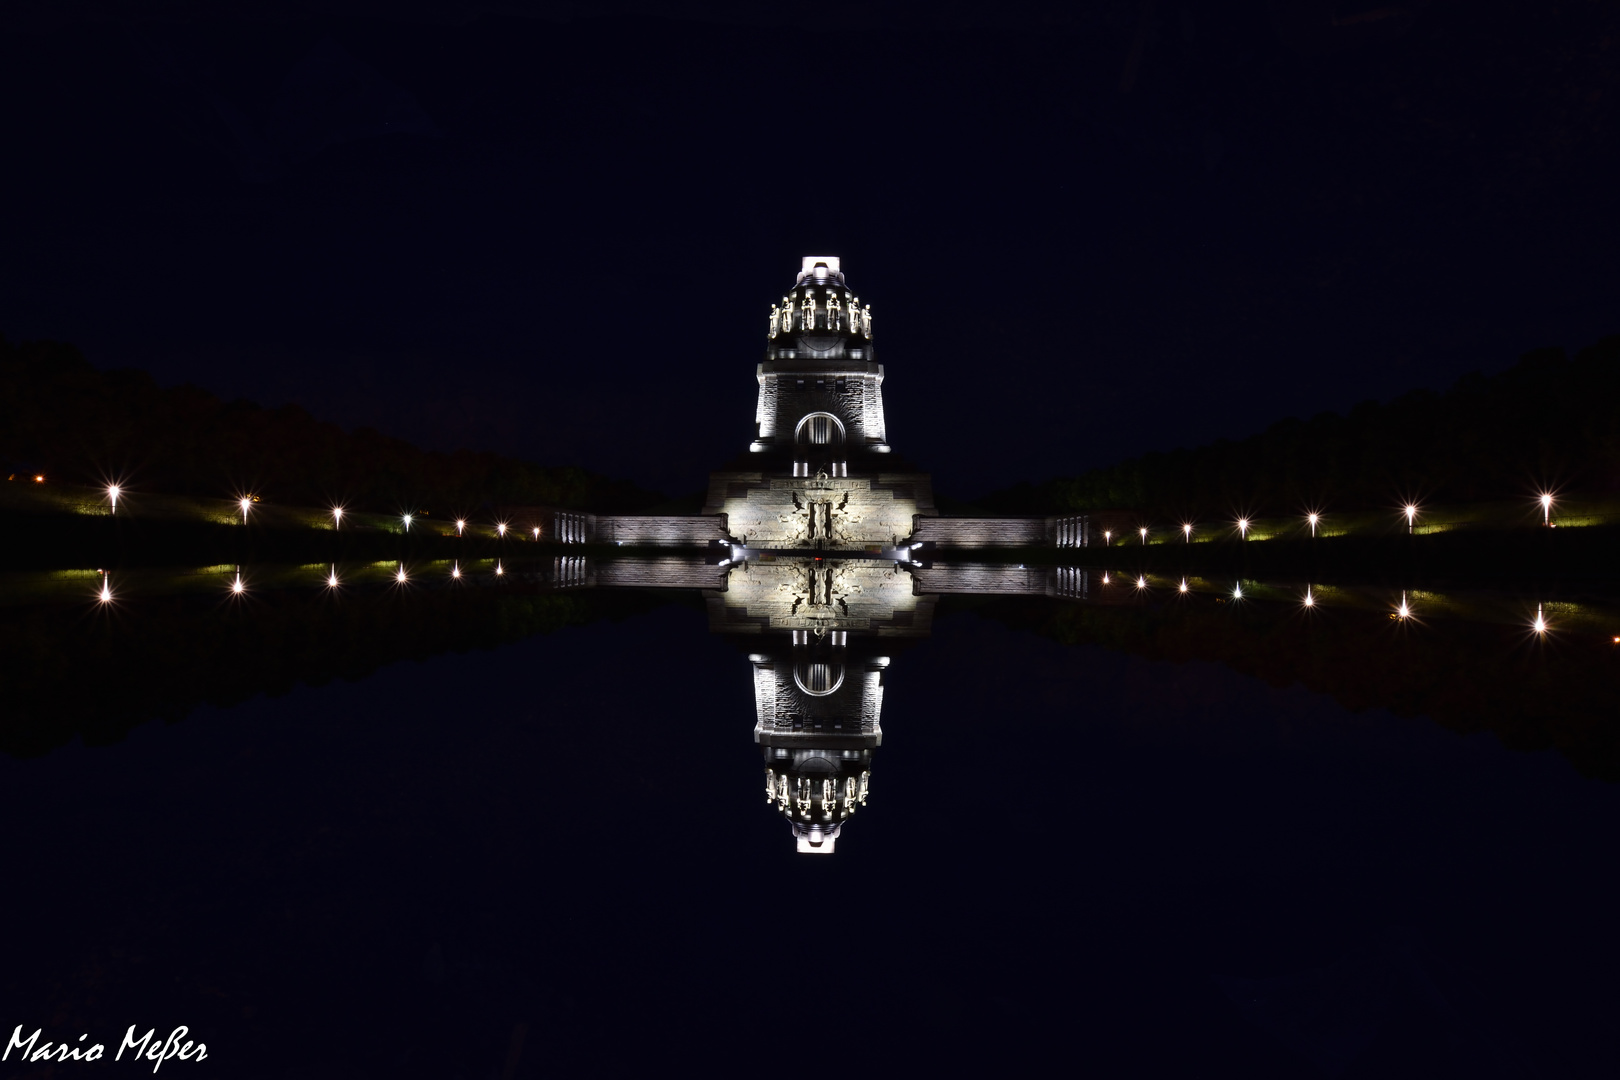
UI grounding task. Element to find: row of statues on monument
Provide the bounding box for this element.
[768,293,873,339]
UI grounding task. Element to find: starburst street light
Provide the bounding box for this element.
[326,565,339,588]
[402,513,414,532]
[1539,492,1553,525]
[1533,604,1547,635]
[331,506,344,529]
[97,573,112,603]
[231,571,245,595]
[1307,512,1319,537]
[1139,527,1148,544]
[452,561,461,579]
[1237,518,1250,539]
[1232,583,1243,600]
[497,522,508,537]
[1103,530,1111,545]
[239,497,253,524]
[1182,523,1192,542]
[532,527,540,539]
[107,484,120,514]
[1303,585,1315,608]
[495,560,504,576]
[1135,575,1148,589]
[1397,591,1410,620]
[1404,503,1417,533]
[396,564,408,584]
[1179,578,1189,593]
[456,519,466,536]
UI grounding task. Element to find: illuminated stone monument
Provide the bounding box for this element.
[704,257,939,551]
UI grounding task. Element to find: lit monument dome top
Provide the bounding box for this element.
[796,256,844,285]
[768,255,872,342]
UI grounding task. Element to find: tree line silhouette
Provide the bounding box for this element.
[975,336,1620,519]
[0,334,661,515]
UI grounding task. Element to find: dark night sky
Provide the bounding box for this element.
[3,1,1616,498]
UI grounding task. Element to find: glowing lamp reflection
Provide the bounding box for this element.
[1178,579,1188,593]
[497,522,508,537]
[1533,604,1547,635]
[1135,575,1147,589]
[402,514,413,532]
[495,560,504,576]
[1237,518,1249,538]
[456,519,466,535]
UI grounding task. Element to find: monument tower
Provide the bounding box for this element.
[704,256,936,550]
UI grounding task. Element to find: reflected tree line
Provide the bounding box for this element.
[0,581,684,757]
[974,594,1620,782]
[972,336,1620,520]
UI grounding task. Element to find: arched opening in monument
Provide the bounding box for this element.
[795,412,845,447]
[794,413,847,477]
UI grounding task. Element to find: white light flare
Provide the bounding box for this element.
[327,565,339,589]
[1102,572,1110,585]
[495,560,505,576]
[497,522,508,537]
[1182,523,1192,542]
[332,506,344,528]
[107,484,120,514]
[98,573,112,604]
[402,513,413,532]
[231,571,245,595]
[1303,585,1315,608]
[396,564,408,584]
[1104,530,1111,545]
[456,519,466,536]
[532,526,540,540]
[1233,583,1243,600]
[1237,518,1250,539]
[1178,578,1189,594]
[452,561,461,579]
[1135,575,1148,590]
[1404,504,1417,533]
[1308,512,1319,537]
[1139,527,1148,544]
[1539,492,1553,525]
[239,497,252,524]
[1533,603,1547,635]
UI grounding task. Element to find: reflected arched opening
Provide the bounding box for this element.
[793,661,846,697]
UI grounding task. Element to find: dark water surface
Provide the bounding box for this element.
[2,598,1616,1078]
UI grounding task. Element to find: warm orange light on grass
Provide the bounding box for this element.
[33,474,44,483]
